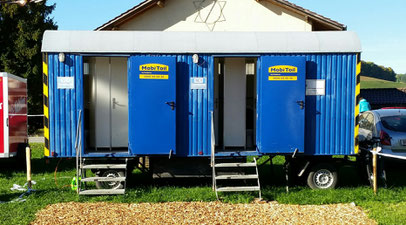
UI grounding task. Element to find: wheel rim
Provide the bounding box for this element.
[313,169,334,189]
[99,171,122,189]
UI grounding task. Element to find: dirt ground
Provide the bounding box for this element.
[32,201,376,225]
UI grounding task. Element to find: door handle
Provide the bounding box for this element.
[165,101,176,110]
[296,100,305,110]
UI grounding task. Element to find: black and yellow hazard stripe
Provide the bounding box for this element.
[354,53,361,154]
[43,53,50,157]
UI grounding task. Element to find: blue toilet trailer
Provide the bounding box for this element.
[41,31,362,195]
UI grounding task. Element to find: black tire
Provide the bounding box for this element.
[95,170,125,189]
[307,163,338,189]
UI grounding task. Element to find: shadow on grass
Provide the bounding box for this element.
[0,158,76,176]
[0,190,47,203]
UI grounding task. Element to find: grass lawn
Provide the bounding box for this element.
[1,144,406,224]
[361,76,406,89]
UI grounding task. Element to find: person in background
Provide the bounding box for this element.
[360,97,371,113]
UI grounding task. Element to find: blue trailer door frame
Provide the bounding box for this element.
[257,56,306,153]
[128,56,177,155]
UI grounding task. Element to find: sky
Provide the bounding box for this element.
[47,0,406,74]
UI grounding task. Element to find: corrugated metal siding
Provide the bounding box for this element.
[176,55,213,157]
[46,52,355,157]
[302,54,356,155]
[258,54,356,155]
[130,54,213,157]
[48,53,83,157]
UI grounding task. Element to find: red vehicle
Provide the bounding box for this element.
[0,72,28,159]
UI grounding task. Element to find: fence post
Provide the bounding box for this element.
[26,146,32,189]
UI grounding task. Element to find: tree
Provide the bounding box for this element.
[397,74,406,83]
[360,61,397,82]
[0,1,57,132]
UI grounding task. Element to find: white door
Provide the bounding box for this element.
[93,57,110,148]
[91,57,128,149]
[223,58,246,147]
[110,57,128,147]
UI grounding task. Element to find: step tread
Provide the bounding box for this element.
[216,186,260,192]
[215,174,258,180]
[214,162,256,168]
[81,177,126,182]
[78,189,125,195]
[81,164,127,169]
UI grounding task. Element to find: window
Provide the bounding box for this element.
[359,113,375,132]
[381,115,406,132]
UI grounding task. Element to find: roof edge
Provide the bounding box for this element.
[95,0,159,31]
[267,0,346,30]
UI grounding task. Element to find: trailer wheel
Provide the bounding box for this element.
[307,164,338,189]
[95,170,125,189]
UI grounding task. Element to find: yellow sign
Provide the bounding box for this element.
[139,74,169,80]
[139,64,169,72]
[268,76,297,81]
[268,65,298,74]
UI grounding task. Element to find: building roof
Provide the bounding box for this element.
[41,31,361,54]
[95,0,346,31]
[361,88,406,105]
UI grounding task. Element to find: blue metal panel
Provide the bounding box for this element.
[48,54,55,155]
[188,55,212,157]
[258,56,306,153]
[303,54,356,155]
[46,52,355,158]
[258,53,356,155]
[128,56,177,155]
[174,54,213,157]
[47,53,83,158]
[125,54,212,157]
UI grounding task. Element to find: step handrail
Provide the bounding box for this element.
[210,111,217,194]
[254,157,262,200]
[75,110,82,193]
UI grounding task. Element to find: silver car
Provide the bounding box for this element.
[359,109,406,156]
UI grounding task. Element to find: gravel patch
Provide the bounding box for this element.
[32,201,376,225]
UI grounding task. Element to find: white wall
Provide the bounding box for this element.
[118,0,312,31]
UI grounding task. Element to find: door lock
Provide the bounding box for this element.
[296,100,305,110]
[165,101,176,110]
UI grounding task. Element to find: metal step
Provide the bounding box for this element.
[81,177,126,182]
[78,189,125,195]
[215,174,258,180]
[80,164,127,169]
[216,186,260,192]
[214,162,256,168]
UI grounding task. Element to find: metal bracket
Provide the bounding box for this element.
[292,148,299,158]
[169,149,173,159]
[298,161,310,177]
